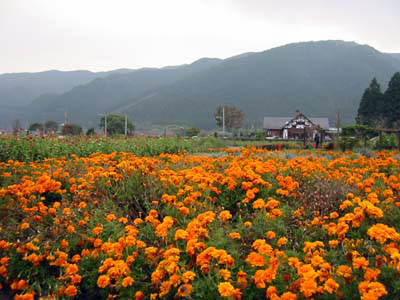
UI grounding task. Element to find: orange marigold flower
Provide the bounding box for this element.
[66,225,75,234]
[122,276,134,287]
[300,279,317,297]
[118,217,128,224]
[277,237,288,247]
[244,221,252,227]
[20,223,30,230]
[253,198,265,209]
[65,264,78,275]
[266,231,276,240]
[367,223,398,244]
[311,255,324,267]
[97,275,110,288]
[358,281,387,299]
[266,285,278,298]
[330,212,339,218]
[15,293,34,300]
[280,292,298,300]
[237,271,247,288]
[71,275,82,284]
[105,214,117,222]
[336,265,352,280]
[182,271,196,283]
[219,269,231,280]
[229,232,241,239]
[134,218,143,225]
[218,282,235,297]
[64,285,78,297]
[364,268,381,282]
[61,239,69,248]
[245,252,266,267]
[219,210,232,222]
[15,280,28,290]
[177,284,193,297]
[353,257,369,269]
[135,291,144,300]
[93,226,103,235]
[174,229,188,240]
[328,240,339,248]
[324,278,339,293]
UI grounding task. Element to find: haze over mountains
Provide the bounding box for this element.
[1,40,400,130]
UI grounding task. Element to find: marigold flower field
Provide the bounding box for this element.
[1,143,400,299]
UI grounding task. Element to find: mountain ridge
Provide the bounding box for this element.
[2,40,400,130]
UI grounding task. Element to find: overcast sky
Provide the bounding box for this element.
[1,0,399,73]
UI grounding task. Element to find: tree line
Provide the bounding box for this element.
[357,72,400,128]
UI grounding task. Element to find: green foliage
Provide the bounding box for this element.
[28,122,43,132]
[99,114,134,135]
[382,72,400,128]
[338,136,359,151]
[62,123,82,135]
[44,120,58,133]
[185,127,201,137]
[356,78,383,127]
[356,73,400,129]
[86,127,96,136]
[375,132,398,150]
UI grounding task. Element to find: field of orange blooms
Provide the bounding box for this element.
[1,148,400,299]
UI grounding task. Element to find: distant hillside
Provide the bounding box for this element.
[0,69,137,129]
[119,41,400,128]
[0,70,95,107]
[9,41,400,130]
[390,53,400,61]
[26,58,222,127]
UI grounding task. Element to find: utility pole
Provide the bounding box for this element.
[336,111,341,133]
[124,115,128,136]
[64,110,67,125]
[104,114,107,136]
[222,105,225,137]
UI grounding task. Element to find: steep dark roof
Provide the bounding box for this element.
[263,117,291,129]
[263,117,330,130]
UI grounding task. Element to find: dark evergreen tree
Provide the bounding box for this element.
[356,78,383,127]
[382,72,400,128]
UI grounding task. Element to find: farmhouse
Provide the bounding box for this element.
[263,110,329,140]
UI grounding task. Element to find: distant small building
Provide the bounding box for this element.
[263,110,329,140]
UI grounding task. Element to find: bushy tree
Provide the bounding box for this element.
[99,114,134,135]
[214,105,244,130]
[185,127,200,137]
[62,124,82,135]
[44,120,59,133]
[86,127,96,136]
[382,72,400,128]
[356,78,383,127]
[29,122,44,132]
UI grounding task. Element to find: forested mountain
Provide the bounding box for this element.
[390,53,400,62]
[0,70,107,107]
[121,41,400,128]
[24,58,222,127]
[3,41,400,130]
[0,69,134,129]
